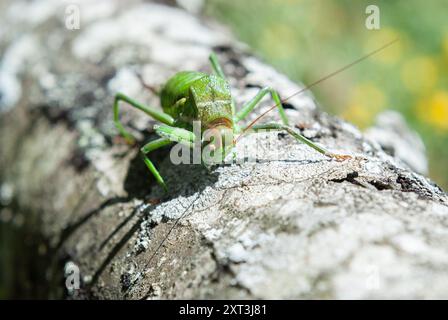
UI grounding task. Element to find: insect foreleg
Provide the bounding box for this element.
[248,123,351,161]
[153,124,196,149]
[235,87,289,126]
[140,138,173,191]
[141,125,197,191]
[114,92,175,144]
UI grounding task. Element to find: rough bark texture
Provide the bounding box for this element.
[1,0,447,299]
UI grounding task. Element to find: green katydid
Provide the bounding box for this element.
[116,40,398,296]
[113,53,351,191]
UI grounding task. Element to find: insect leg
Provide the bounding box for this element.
[141,125,197,191]
[209,52,237,116]
[140,138,173,191]
[248,122,351,160]
[209,52,226,79]
[113,93,175,144]
[153,124,196,149]
[235,87,289,126]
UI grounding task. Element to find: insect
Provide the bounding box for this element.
[113,53,351,191]
[118,41,397,296]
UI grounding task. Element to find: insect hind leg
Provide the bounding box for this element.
[209,52,226,79]
[235,87,289,126]
[249,122,351,160]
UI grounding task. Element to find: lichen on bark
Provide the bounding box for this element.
[0,0,447,299]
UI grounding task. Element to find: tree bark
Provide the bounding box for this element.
[0,0,447,299]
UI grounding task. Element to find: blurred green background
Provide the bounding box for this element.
[205,0,448,189]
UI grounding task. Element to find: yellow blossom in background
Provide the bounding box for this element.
[206,0,448,189]
[364,28,403,64]
[401,56,438,94]
[343,83,386,128]
[417,91,448,131]
[343,104,371,128]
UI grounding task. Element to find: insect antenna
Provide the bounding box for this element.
[236,38,399,142]
[136,72,160,96]
[123,194,200,297]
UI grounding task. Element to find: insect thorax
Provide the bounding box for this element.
[189,75,233,130]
